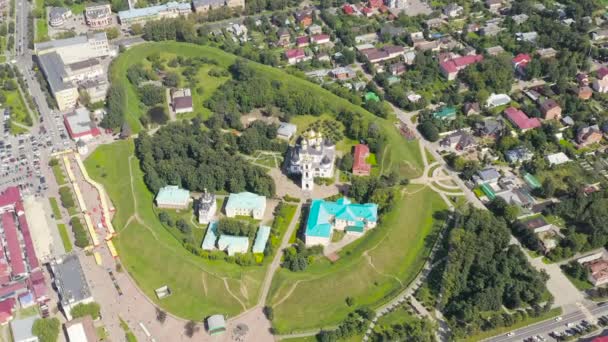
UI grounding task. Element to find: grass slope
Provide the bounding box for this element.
[109,42,423,178]
[267,185,447,333]
[85,140,269,319]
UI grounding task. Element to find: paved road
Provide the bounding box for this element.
[488,303,608,342]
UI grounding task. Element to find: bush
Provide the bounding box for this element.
[70,217,90,248]
[59,187,75,209]
[418,121,439,142]
[32,318,60,342]
[71,302,101,320]
[216,218,256,237]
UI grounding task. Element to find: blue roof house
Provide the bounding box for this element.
[252,226,271,254]
[305,197,378,247]
[225,192,266,220]
[217,235,249,256]
[155,185,190,209]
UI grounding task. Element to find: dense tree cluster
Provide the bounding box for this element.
[316,307,375,342]
[282,240,323,272]
[71,302,102,320]
[438,209,548,337]
[460,54,514,97]
[32,318,60,342]
[135,121,275,196]
[206,59,329,129]
[349,175,401,214]
[237,121,287,154]
[100,84,126,129]
[217,218,257,238]
[371,315,435,342]
[143,18,197,43]
[70,217,90,248]
[127,63,156,86]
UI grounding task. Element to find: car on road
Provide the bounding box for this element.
[506,332,514,337]
[555,316,562,322]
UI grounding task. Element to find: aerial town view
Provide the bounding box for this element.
[1,0,608,341]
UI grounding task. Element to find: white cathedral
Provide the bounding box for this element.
[287,130,336,190]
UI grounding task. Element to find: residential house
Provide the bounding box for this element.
[389,63,406,76]
[307,24,322,35]
[593,67,608,93]
[577,125,603,147]
[592,29,608,41]
[171,88,193,114]
[546,152,570,166]
[486,93,511,108]
[425,18,445,29]
[520,216,553,234]
[285,48,308,65]
[463,102,480,116]
[305,197,378,247]
[310,34,330,45]
[561,116,575,127]
[330,67,356,80]
[225,192,266,219]
[342,4,356,15]
[582,258,608,286]
[439,54,484,80]
[369,0,383,8]
[512,53,531,73]
[578,86,593,100]
[539,99,562,120]
[277,28,290,46]
[516,31,538,43]
[512,13,529,24]
[505,147,534,163]
[433,107,456,120]
[481,23,502,36]
[440,131,477,152]
[475,168,501,185]
[277,122,297,140]
[577,73,590,86]
[443,3,463,17]
[352,144,372,176]
[360,45,404,64]
[475,117,504,138]
[296,36,309,47]
[155,185,190,209]
[536,48,557,59]
[496,188,534,208]
[294,9,313,27]
[503,107,541,131]
[485,0,502,12]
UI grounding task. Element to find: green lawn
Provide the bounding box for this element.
[465,308,563,342]
[57,223,72,252]
[49,197,62,219]
[9,121,28,135]
[52,164,67,186]
[267,185,447,333]
[110,42,424,179]
[4,89,32,127]
[564,273,594,291]
[84,140,283,319]
[34,0,48,42]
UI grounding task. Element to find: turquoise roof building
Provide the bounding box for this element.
[201,221,219,250]
[225,192,266,219]
[155,185,190,209]
[252,226,271,254]
[218,235,249,256]
[305,197,378,246]
[433,107,457,120]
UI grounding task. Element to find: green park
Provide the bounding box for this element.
[84,41,448,331]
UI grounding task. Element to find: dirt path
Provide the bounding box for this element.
[223,278,247,311]
[272,280,302,307]
[363,251,404,286]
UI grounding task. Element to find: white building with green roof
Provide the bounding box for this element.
[305,197,378,247]
[155,185,190,209]
[225,192,266,219]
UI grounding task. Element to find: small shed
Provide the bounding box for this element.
[277,122,297,140]
[207,315,226,335]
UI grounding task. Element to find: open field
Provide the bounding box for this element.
[85,140,279,319]
[267,185,447,333]
[4,89,32,127]
[109,42,424,178]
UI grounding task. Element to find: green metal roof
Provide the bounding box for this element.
[226,192,266,212]
[252,225,271,254]
[201,221,218,250]
[480,183,496,200]
[306,197,378,238]
[524,173,541,189]
[218,235,249,256]
[155,185,190,206]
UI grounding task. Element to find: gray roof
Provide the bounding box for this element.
[49,7,70,19]
[38,52,72,92]
[10,315,40,342]
[51,254,92,307]
[35,32,106,53]
[193,0,224,7]
[478,168,500,182]
[207,314,226,330]
[277,122,297,137]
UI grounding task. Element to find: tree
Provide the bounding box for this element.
[418,121,439,142]
[139,85,165,106]
[346,296,355,306]
[339,154,353,171]
[105,27,120,40]
[263,306,274,320]
[541,178,556,198]
[101,84,126,129]
[163,72,180,87]
[156,308,167,324]
[184,320,199,338]
[32,318,60,342]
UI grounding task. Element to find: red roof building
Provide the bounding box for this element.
[504,107,541,131]
[342,4,355,15]
[0,298,15,325]
[361,7,373,16]
[310,34,330,45]
[64,108,101,141]
[2,213,25,278]
[512,53,531,71]
[369,0,382,8]
[296,36,309,47]
[598,67,608,81]
[352,144,372,176]
[440,54,483,80]
[285,48,308,65]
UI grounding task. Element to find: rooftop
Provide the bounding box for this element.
[252,226,271,254]
[225,192,266,212]
[35,32,106,52]
[65,107,100,138]
[503,107,541,130]
[155,185,190,206]
[11,315,39,342]
[306,197,378,238]
[118,1,191,20]
[51,254,92,306]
